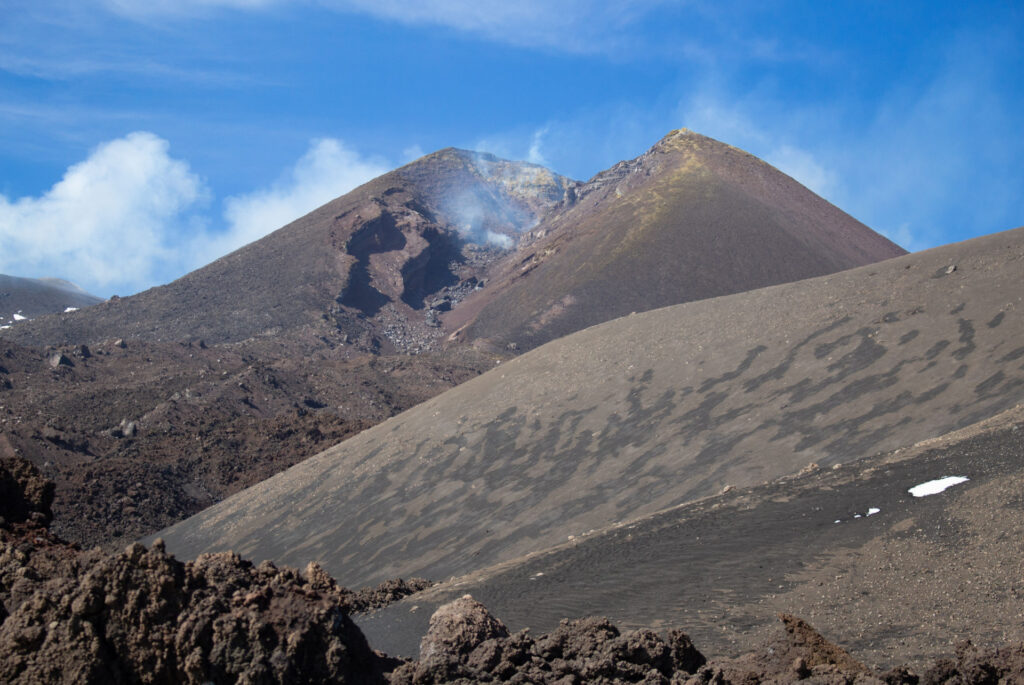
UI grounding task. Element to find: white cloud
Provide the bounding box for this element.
[98,0,671,54]
[765,145,836,198]
[101,0,276,18]
[0,133,392,296]
[0,132,206,296]
[402,144,426,162]
[204,138,389,262]
[527,126,549,166]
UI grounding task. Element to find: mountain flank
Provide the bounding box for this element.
[155,226,1023,590]
[357,404,1024,668]
[0,274,102,327]
[1,131,906,551]
[3,131,901,357]
[1,149,574,353]
[445,129,905,351]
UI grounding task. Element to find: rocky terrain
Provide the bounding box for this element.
[0,132,903,551]
[0,335,497,549]
[7,129,1022,682]
[3,458,1024,683]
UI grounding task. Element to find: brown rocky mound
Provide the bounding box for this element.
[390,595,707,684]
[0,458,425,684]
[0,541,388,684]
[386,596,1024,684]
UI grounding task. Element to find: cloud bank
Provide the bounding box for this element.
[206,139,389,263]
[0,132,205,296]
[0,133,389,297]
[99,0,668,54]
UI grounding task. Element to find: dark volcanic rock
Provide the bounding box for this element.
[0,458,54,526]
[919,640,1024,684]
[4,468,1024,684]
[0,466,416,684]
[418,595,509,660]
[0,335,496,551]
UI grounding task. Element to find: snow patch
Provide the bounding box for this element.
[63,306,78,313]
[835,507,881,523]
[12,313,26,321]
[908,476,969,498]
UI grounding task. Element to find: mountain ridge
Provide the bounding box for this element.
[0,274,104,327]
[154,226,1023,588]
[446,129,905,350]
[0,130,912,551]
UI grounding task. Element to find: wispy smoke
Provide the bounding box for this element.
[527,126,549,166]
[442,147,572,249]
[444,189,521,249]
[484,230,514,249]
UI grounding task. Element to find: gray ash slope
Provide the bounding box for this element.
[0,274,102,325]
[357,405,1024,670]
[155,226,1024,591]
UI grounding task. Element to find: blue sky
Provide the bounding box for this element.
[1,1,1021,297]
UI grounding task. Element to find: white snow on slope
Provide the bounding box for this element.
[908,476,969,497]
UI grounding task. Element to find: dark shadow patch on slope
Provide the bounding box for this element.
[338,212,406,316]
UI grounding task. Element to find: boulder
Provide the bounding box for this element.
[419,595,509,661]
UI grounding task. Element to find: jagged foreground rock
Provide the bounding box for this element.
[0,458,422,683]
[157,227,1024,589]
